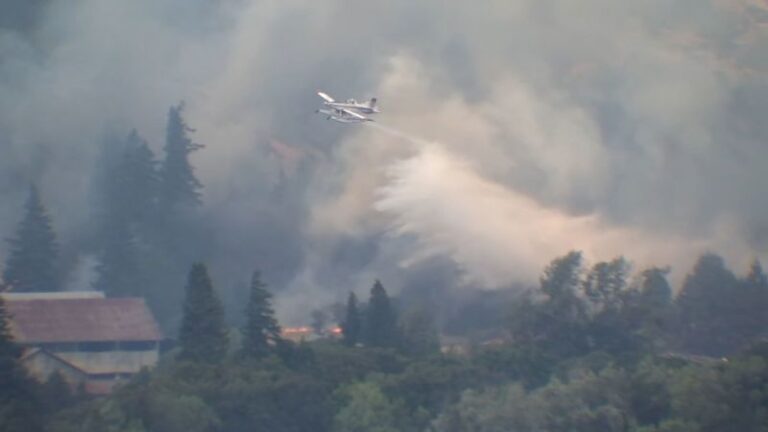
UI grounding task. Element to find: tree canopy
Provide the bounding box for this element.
[178,263,228,363]
[159,103,204,210]
[364,280,399,349]
[2,185,60,292]
[241,271,281,359]
[341,292,361,347]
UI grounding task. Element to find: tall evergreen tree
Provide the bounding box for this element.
[113,130,160,228]
[675,253,742,355]
[637,267,673,308]
[540,251,588,328]
[540,251,584,306]
[3,186,59,292]
[633,267,674,349]
[92,220,141,297]
[364,280,398,348]
[241,271,281,359]
[0,293,43,431]
[178,263,228,363]
[92,131,157,298]
[509,251,589,360]
[584,257,655,356]
[96,131,158,222]
[583,257,630,313]
[738,259,768,344]
[92,130,158,239]
[341,292,361,347]
[159,103,204,210]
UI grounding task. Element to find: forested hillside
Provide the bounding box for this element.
[3,250,767,432]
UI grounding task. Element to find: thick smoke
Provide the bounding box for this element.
[1,0,767,323]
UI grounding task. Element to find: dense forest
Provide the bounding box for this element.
[2,244,768,431]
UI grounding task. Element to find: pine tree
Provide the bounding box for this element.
[178,263,228,363]
[97,131,159,224]
[739,259,768,344]
[634,267,674,348]
[91,131,159,298]
[583,257,647,356]
[241,271,281,359]
[364,280,398,348]
[341,292,361,347]
[114,130,159,228]
[92,220,141,297]
[3,186,60,292]
[637,267,673,307]
[583,257,630,313]
[675,253,742,356]
[0,294,43,432]
[509,251,589,360]
[92,130,158,241]
[159,103,204,210]
[540,251,588,326]
[540,251,584,306]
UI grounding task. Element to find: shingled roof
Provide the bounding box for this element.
[4,297,162,343]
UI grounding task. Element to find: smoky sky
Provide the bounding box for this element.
[1,0,767,322]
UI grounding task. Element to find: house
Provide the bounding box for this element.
[1,291,163,395]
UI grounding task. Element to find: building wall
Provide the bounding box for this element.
[55,349,159,374]
[22,350,88,387]
[22,346,160,395]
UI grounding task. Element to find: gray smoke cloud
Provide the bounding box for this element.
[1,0,767,323]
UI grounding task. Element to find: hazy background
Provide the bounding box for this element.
[1,0,767,323]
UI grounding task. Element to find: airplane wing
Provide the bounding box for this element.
[341,107,368,120]
[317,91,335,103]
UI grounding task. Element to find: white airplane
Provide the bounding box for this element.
[317,91,380,114]
[315,107,374,123]
[315,91,379,123]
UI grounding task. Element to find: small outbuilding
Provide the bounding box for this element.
[2,291,163,395]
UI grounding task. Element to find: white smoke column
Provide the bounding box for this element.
[374,143,725,287]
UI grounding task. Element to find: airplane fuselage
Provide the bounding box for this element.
[323,102,380,114]
[316,108,374,123]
